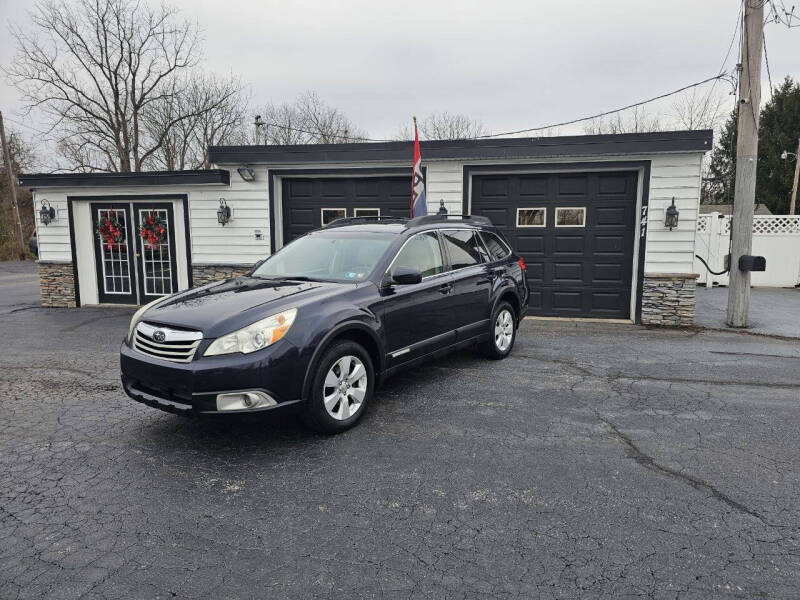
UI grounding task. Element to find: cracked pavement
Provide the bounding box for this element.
[1,282,800,598]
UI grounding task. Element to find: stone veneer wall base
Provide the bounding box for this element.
[192,264,253,287]
[640,273,698,328]
[39,262,76,308]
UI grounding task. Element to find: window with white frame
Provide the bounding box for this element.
[555,207,586,227]
[355,208,380,218]
[516,208,546,227]
[321,208,346,225]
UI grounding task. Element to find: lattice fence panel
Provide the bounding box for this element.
[752,216,800,234]
[696,215,800,235]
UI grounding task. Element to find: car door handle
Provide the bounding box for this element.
[438,283,453,295]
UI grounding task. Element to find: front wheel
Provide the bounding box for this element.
[481,302,517,360]
[302,341,374,433]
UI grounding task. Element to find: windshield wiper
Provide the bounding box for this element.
[253,275,320,282]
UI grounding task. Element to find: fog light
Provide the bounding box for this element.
[216,391,277,411]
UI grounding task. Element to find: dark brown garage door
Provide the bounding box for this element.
[282,176,411,243]
[471,172,637,318]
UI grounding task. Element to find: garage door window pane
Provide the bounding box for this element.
[517,208,545,227]
[556,207,586,227]
[322,208,346,225]
[480,232,511,261]
[390,232,443,278]
[442,230,484,269]
[355,208,380,217]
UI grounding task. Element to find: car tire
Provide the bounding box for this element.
[481,301,517,360]
[302,340,374,434]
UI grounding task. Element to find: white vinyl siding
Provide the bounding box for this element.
[643,153,703,274]
[424,160,463,216]
[33,191,71,263]
[188,173,270,264]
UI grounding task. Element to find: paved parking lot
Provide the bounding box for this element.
[2,271,800,598]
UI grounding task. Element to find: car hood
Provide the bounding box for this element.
[141,276,349,337]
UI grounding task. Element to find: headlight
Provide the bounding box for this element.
[204,308,297,356]
[128,297,164,342]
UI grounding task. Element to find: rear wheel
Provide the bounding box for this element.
[481,301,516,360]
[302,341,374,433]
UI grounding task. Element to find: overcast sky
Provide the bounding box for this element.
[1,0,798,166]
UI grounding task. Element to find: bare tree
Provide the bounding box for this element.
[5,0,204,172]
[1,129,36,259]
[583,106,662,135]
[671,88,730,131]
[256,91,367,144]
[668,88,732,204]
[145,73,248,170]
[395,111,488,140]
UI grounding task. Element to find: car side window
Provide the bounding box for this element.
[389,232,444,278]
[480,231,511,261]
[441,230,484,270]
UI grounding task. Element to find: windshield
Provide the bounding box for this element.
[252,231,396,282]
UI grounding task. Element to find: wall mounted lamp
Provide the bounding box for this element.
[217,198,232,226]
[237,167,256,182]
[39,199,56,226]
[664,197,679,231]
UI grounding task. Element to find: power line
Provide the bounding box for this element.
[255,120,393,143]
[472,74,730,139]
[763,30,774,96]
[2,116,53,138]
[719,1,745,78]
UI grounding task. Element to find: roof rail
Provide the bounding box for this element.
[406,214,493,227]
[324,215,409,228]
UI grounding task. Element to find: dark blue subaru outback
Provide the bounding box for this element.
[121,214,528,433]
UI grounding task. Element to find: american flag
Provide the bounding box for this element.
[410,117,427,217]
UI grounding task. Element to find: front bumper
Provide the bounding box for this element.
[120,338,307,416]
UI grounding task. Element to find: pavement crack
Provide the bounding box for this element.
[710,350,800,360]
[599,416,774,527]
[609,373,799,390]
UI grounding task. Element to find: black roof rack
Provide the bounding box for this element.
[405,214,493,227]
[324,215,408,228]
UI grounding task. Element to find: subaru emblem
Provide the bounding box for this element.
[152,330,166,343]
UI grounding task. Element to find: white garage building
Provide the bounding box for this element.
[21,130,712,326]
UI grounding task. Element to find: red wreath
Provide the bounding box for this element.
[139,209,167,248]
[96,210,125,251]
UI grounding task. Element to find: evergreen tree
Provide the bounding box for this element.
[705,108,737,204]
[756,76,800,214]
[706,76,800,212]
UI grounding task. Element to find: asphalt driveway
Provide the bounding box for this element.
[1,287,800,598]
[0,261,39,315]
[695,286,800,339]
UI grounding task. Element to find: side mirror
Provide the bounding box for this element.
[391,266,422,285]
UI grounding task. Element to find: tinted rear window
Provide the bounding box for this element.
[480,231,511,261]
[441,230,485,269]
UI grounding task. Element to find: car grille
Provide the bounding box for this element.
[133,322,203,363]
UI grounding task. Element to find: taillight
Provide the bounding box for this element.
[518,257,526,271]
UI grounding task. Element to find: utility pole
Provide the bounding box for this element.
[0,111,27,260]
[790,138,799,215]
[727,0,763,328]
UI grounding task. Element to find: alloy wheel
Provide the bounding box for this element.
[494,309,514,352]
[322,355,368,420]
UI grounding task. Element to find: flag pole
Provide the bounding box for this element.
[411,117,417,217]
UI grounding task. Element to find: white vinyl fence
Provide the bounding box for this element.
[694,213,800,287]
